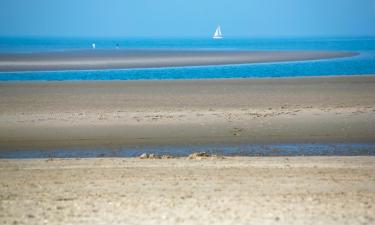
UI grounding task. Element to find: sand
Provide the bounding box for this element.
[1,74,374,224]
[0,75,375,150]
[0,49,357,71]
[0,156,374,225]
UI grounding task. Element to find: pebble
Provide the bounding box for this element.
[139,153,172,159]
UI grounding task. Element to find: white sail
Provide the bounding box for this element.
[214,29,219,37]
[213,25,223,39]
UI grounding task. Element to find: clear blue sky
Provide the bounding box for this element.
[0,0,374,38]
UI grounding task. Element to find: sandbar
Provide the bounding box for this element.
[0,49,358,72]
[0,75,374,150]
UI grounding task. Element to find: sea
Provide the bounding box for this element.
[0,37,374,81]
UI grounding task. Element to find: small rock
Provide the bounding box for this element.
[140,153,173,159]
[148,154,161,159]
[187,152,210,160]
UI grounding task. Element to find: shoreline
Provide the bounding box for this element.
[0,49,358,72]
[1,75,374,150]
[1,73,373,82]
[1,143,375,158]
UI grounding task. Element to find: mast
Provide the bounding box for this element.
[218,26,222,36]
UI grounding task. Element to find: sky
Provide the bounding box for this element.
[0,0,374,38]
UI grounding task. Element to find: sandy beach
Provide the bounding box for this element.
[1,156,374,225]
[0,49,357,71]
[1,0,374,224]
[1,62,375,225]
[0,75,375,150]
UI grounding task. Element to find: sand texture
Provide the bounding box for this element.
[0,49,357,71]
[0,157,374,225]
[0,75,375,150]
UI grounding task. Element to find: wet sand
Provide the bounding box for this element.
[0,49,357,71]
[1,75,374,225]
[0,75,375,150]
[1,157,374,225]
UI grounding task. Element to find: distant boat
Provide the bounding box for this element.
[213,25,223,39]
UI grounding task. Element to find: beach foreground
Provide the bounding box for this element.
[0,49,357,71]
[0,156,374,225]
[0,75,375,150]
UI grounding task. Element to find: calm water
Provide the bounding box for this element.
[1,143,375,159]
[0,37,374,80]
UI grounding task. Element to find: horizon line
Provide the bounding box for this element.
[1,35,375,40]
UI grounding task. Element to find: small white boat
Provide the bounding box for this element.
[213,25,223,39]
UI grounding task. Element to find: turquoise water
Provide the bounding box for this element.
[1,143,375,158]
[0,37,374,80]
[1,37,375,52]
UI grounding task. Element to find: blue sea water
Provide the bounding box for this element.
[0,37,374,80]
[1,143,375,159]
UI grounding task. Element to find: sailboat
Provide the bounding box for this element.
[213,25,223,39]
